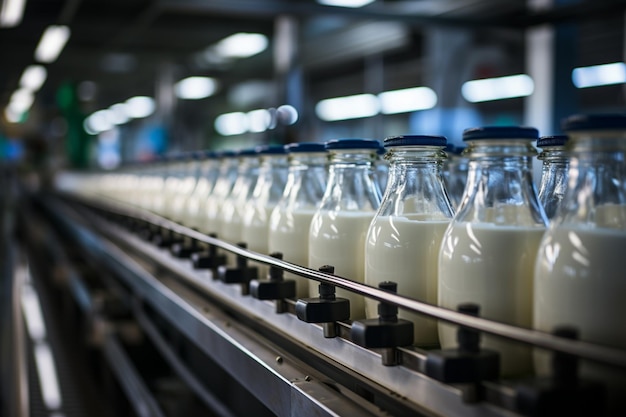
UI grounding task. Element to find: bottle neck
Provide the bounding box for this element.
[253,155,290,205]
[322,149,381,211]
[379,146,454,218]
[283,153,328,209]
[457,139,546,226]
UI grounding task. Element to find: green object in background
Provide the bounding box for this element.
[57,81,90,169]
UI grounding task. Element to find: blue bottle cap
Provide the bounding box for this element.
[284,142,327,153]
[202,150,218,159]
[384,135,447,147]
[192,150,206,160]
[216,149,237,158]
[561,113,626,132]
[237,148,258,157]
[325,138,381,150]
[537,135,568,148]
[256,144,288,155]
[462,126,539,141]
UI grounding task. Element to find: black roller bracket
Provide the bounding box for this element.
[170,236,201,259]
[216,242,258,295]
[191,233,227,271]
[425,303,500,384]
[513,326,607,417]
[295,265,350,338]
[249,252,296,314]
[351,281,414,366]
[152,227,182,248]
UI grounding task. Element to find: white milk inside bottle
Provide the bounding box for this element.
[308,138,382,320]
[309,211,375,319]
[241,145,289,278]
[220,148,260,266]
[439,222,545,374]
[268,142,328,298]
[533,114,626,415]
[366,215,449,345]
[438,126,547,377]
[364,135,454,346]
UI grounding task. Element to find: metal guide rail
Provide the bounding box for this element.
[43,191,626,417]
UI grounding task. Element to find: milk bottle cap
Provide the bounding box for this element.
[462,126,539,141]
[285,142,326,153]
[325,138,381,150]
[257,144,288,155]
[215,149,237,158]
[384,135,447,147]
[562,113,626,131]
[237,148,259,157]
[537,135,568,148]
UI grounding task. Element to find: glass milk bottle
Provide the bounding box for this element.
[161,153,187,219]
[375,142,389,191]
[182,150,220,229]
[200,150,238,235]
[170,151,204,224]
[219,148,261,266]
[536,135,569,220]
[438,126,547,377]
[241,145,290,278]
[442,144,469,210]
[365,135,454,347]
[534,114,626,414]
[268,142,328,298]
[308,139,382,320]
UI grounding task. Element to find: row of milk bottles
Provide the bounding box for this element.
[73,113,625,413]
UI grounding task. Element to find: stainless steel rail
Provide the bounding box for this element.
[57,192,626,369]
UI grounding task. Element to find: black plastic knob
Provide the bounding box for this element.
[191,233,227,270]
[295,265,350,337]
[217,242,258,294]
[351,281,414,350]
[250,252,296,300]
[425,303,500,383]
[513,326,607,417]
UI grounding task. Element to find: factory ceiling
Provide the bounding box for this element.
[0,0,624,138]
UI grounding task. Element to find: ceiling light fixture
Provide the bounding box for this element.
[315,94,379,122]
[19,65,47,91]
[213,33,268,59]
[317,0,375,8]
[10,88,34,113]
[0,0,26,27]
[379,87,437,114]
[461,74,534,103]
[34,25,71,63]
[108,103,130,124]
[124,96,155,119]
[175,76,218,100]
[572,62,626,88]
[214,112,248,136]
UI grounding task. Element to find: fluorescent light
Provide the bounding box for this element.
[34,25,71,63]
[125,96,155,118]
[247,109,272,132]
[315,93,379,121]
[4,107,22,123]
[34,344,62,410]
[19,65,47,91]
[213,33,268,59]
[85,110,114,133]
[462,74,534,103]
[379,87,437,114]
[175,76,218,100]
[215,112,248,136]
[0,0,26,27]
[108,103,130,124]
[10,88,34,113]
[572,62,626,88]
[317,0,375,7]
